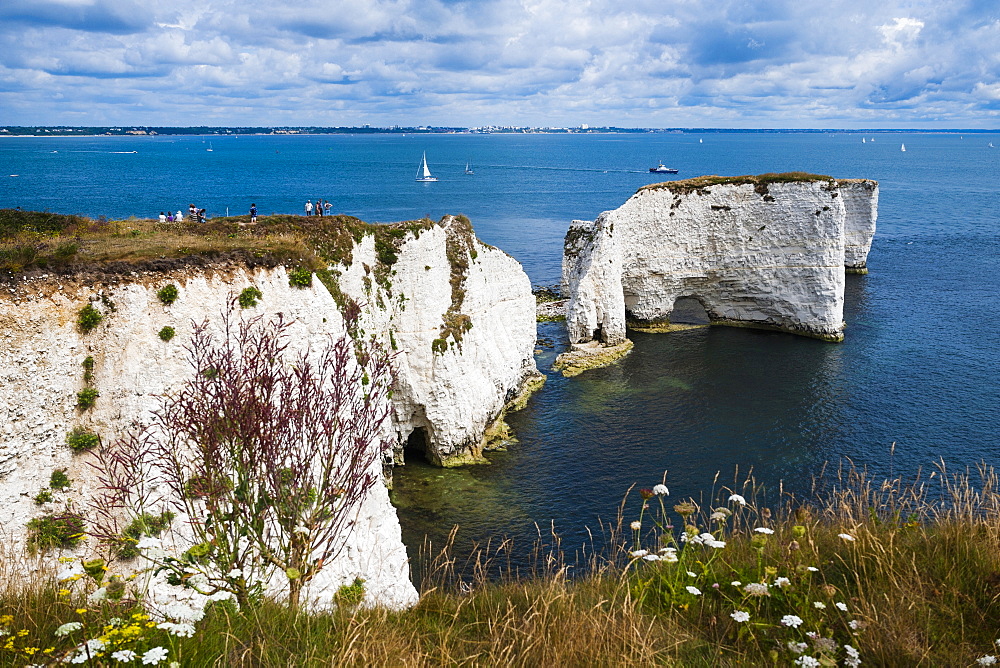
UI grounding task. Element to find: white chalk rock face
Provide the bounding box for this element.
[0,215,540,608]
[839,179,879,271]
[562,176,878,345]
[0,267,417,609]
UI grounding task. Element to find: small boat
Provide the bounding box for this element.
[415,152,438,182]
[900,143,906,152]
[649,161,678,174]
[464,162,474,175]
[206,142,214,152]
[989,142,995,148]
[699,138,703,144]
[862,138,866,143]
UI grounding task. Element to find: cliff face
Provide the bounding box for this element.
[562,176,878,349]
[335,216,541,467]
[0,215,539,609]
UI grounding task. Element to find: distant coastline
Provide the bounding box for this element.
[1,125,998,138]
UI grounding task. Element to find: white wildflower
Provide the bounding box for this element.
[754,527,774,534]
[838,533,856,542]
[977,657,997,666]
[142,646,169,665]
[730,581,742,587]
[730,610,750,623]
[795,657,821,667]
[836,602,849,612]
[629,549,648,558]
[813,601,826,609]
[55,622,83,636]
[162,602,204,623]
[630,521,642,531]
[653,484,669,496]
[781,614,804,628]
[849,620,860,630]
[167,623,196,638]
[806,566,819,572]
[774,577,791,588]
[728,493,747,506]
[643,553,661,562]
[658,546,677,554]
[706,538,726,548]
[710,511,727,522]
[70,639,106,664]
[686,571,697,578]
[659,551,678,563]
[788,641,808,654]
[744,582,769,596]
[844,644,861,667]
[685,586,701,596]
[112,650,137,662]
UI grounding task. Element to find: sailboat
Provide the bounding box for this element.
[206,142,213,152]
[415,152,437,182]
[862,137,866,143]
[699,138,703,144]
[464,162,474,175]
[900,143,906,152]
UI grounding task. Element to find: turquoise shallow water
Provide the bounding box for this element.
[3,132,999,572]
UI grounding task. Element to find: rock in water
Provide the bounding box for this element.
[559,174,878,373]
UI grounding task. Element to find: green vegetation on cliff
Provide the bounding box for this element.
[0,209,436,280]
[640,172,836,196]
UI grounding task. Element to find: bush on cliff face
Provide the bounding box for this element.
[26,512,86,552]
[66,427,100,453]
[77,304,103,333]
[288,266,313,288]
[157,284,179,305]
[90,303,395,610]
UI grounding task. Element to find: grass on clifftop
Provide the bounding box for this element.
[0,209,436,279]
[2,461,999,666]
[641,172,836,195]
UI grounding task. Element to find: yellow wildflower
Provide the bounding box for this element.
[75,608,87,614]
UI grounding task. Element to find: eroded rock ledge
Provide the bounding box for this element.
[559,174,877,374]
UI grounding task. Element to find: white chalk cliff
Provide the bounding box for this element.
[0,215,539,609]
[562,175,878,347]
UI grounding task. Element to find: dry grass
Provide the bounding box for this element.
[0,209,436,279]
[3,462,1000,666]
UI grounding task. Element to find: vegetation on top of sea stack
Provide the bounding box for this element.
[0,209,437,281]
[640,172,836,195]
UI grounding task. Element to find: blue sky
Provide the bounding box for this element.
[1,0,999,128]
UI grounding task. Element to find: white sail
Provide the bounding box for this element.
[901,143,906,152]
[416,152,438,181]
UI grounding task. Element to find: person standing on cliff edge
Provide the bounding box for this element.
[249,203,257,224]
[305,200,313,216]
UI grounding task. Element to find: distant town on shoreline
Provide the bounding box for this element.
[1,125,996,137]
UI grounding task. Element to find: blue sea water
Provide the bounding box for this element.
[2,132,999,568]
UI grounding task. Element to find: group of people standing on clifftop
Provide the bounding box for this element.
[305,199,332,217]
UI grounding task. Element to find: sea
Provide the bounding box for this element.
[2,132,999,575]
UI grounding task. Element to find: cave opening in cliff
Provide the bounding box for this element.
[670,296,710,325]
[403,427,432,464]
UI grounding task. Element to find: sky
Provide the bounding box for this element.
[1,0,999,128]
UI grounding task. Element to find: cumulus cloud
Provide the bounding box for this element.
[0,0,998,126]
